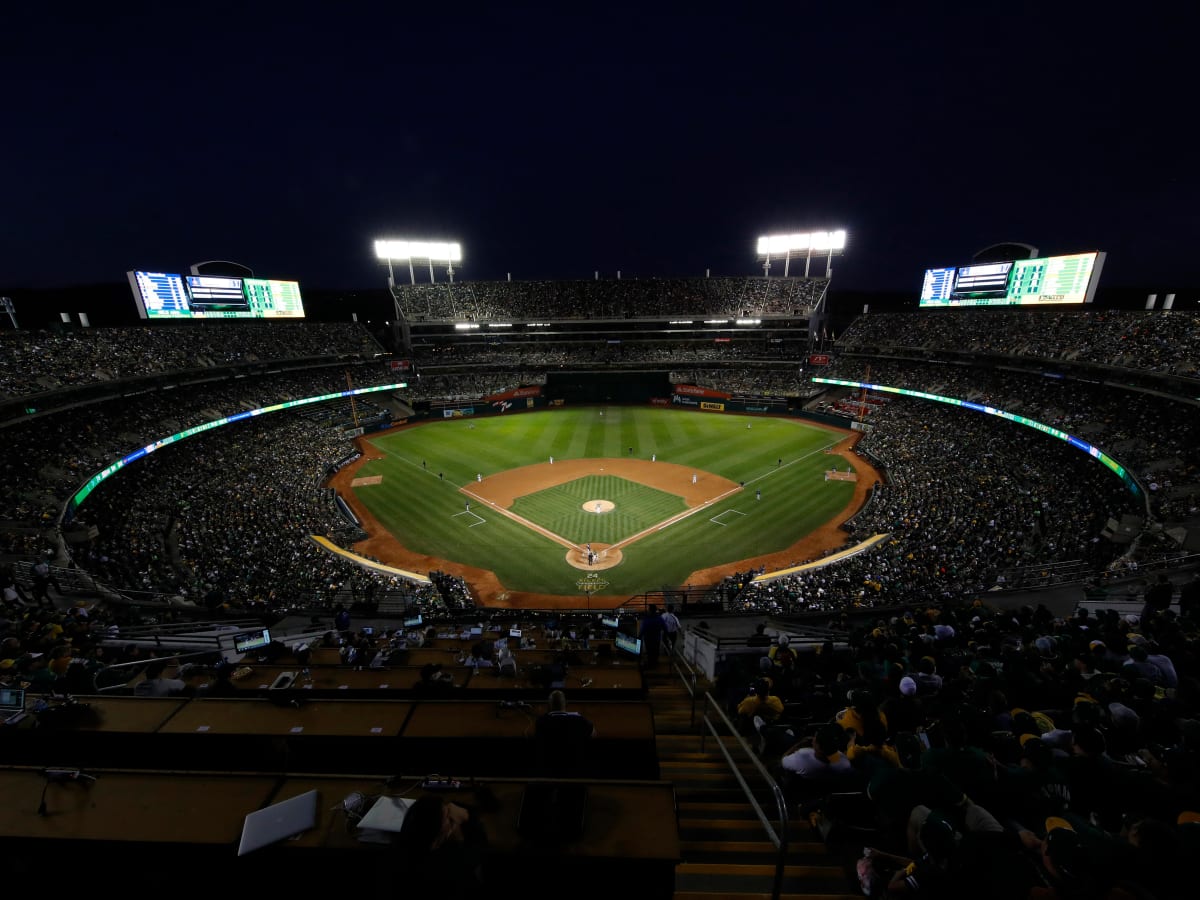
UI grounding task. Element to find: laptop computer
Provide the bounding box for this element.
[517,783,587,842]
[0,688,25,724]
[237,789,319,856]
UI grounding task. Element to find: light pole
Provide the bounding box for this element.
[374,239,464,351]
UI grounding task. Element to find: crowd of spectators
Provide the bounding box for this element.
[412,338,808,370]
[405,371,548,403]
[400,363,815,403]
[1,561,261,692]
[837,309,1200,381]
[735,394,1142,615]
[0,352,475,615]
[64,409,472,614]
[819,356,1200,524]
[716,590,1200,898]
[0,575,139,695]
[670,367,820,398]
[0,363,401,527]
[0,321,379,401]
[393,276,827,321]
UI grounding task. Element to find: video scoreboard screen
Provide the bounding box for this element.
[127,270,306,319]
[918,251,1105,307]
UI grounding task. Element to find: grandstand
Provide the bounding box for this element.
[3,284,1198,623]
[2,271,1199,899]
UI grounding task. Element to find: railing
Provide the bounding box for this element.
[663,636,700,728]
[699,691,791,900]
[105,617,266,640]
[11,561,122,600]
[94,649,225,692]
[97,622,332,659]
[615,586,716,614]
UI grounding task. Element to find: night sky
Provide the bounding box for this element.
[4,1,1194,304]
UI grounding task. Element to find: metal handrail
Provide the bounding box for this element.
[104,618,264,638]
[662,636,700,727]
[699,691,790,900]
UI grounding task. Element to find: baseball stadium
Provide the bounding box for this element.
[3,246,1199,900]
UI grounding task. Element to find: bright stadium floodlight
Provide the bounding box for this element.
[374,239,463,285]
[756,229,847,277]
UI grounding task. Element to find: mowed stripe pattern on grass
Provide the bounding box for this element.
[350,408,854,596]
[511,475,688,545]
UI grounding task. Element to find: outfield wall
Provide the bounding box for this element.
[545,370,674,403]
[418,373,853,426]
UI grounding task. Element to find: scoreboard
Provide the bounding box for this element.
[127,271,306,319]
[918,251,1105,307]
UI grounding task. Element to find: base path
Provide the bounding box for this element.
[325,428,880,610]
[469,457,735,508]
[463,459,738,571]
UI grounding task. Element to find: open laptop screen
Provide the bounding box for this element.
[234,628,271,654]
[614,633,641,656]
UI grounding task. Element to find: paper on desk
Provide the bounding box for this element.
[356,796,412,843]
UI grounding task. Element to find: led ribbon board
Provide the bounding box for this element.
[811,377,1138,494]
[68,383,408,512]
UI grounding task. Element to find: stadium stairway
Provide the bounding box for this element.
[645,668,860,900]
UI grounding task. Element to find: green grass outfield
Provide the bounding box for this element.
[349,407,854,597]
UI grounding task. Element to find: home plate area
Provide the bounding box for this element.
[567,543,623,570]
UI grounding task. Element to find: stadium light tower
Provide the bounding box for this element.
[374,239,463,286]
[374,239,464,353]
[756,230,847,278]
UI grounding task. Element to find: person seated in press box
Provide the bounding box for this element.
[534,689,597,777]
[393,795,488,898]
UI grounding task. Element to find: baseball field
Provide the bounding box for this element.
[332,407,871,608]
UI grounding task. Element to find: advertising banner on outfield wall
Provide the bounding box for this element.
[674,384,731,400]
[666,396,783,414]
[489,396,537,413]
[484,385,543,403]
[443,408,474,418]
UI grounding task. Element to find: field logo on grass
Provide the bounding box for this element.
[576,573,610,595]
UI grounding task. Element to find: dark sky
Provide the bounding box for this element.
[3,1,1194,298]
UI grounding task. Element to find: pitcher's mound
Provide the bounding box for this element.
[583,499,615,513]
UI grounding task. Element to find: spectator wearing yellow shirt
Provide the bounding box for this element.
[737,678,785,728]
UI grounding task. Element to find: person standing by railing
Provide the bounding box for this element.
[638,604,666,670]
[661,603,680,656]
